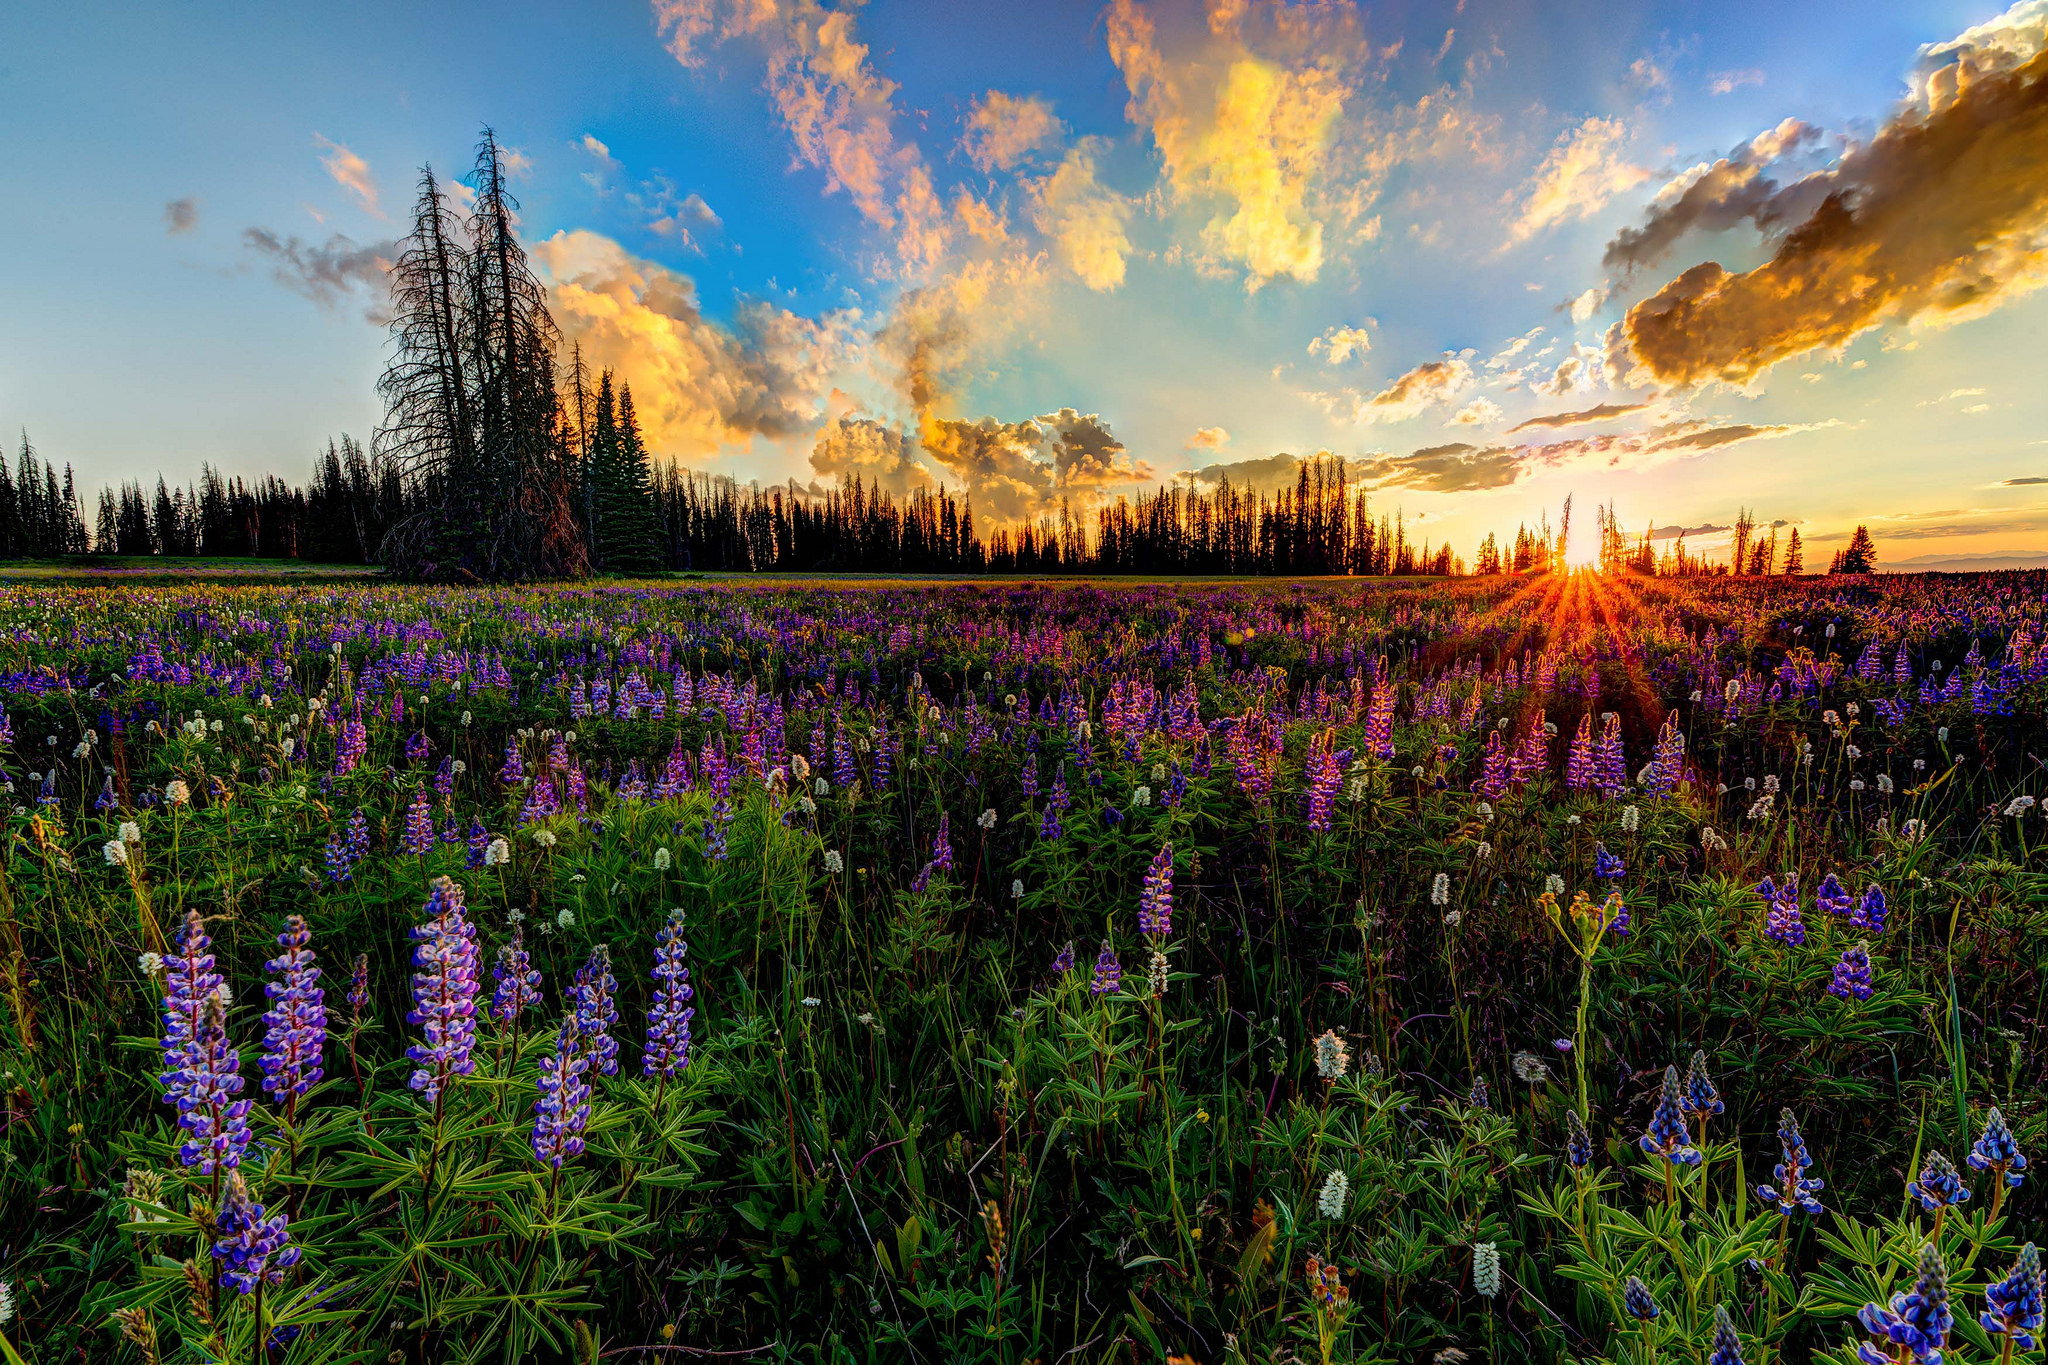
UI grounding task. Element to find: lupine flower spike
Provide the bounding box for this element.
[1756,1108,1825,1217]
[212,1169,300,1293]
[1856,1242,1952,1365]
[1981,1243,2043,1354]
[1828,941,1875,1001]
[1969,1107,2029,1220]
[1708,1305,1746,1365]
[259,915,326,1123]
[644,911,696,1084]
[1910,1152,1972,1239]
[1683,1049,1725,1139]
[1565,1108,1594,1171]
[405,877,481,1109]
[1640,1065,1701,1167]
[531,1011,592,1174]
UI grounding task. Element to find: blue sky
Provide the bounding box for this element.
[4,0,2045,567]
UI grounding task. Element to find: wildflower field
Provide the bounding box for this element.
[1,570,2045,1365]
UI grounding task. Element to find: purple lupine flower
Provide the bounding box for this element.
[1305,737,1345,828]
[1090,941,1122,995]
[161,909,224,1062]
[1762,875,1806,946]
[211,1170,301,1294]
[573,945,620,1078]
[259,915,326,1107]
[1981,1244,2043,1352]
[930,815,952,873]
[1137,843,1173,939]
[1595,714,1627,798]
[1683,1050,1725,1124]
[1756,1108,1825,1216]
[1623,1276,1659,1320]
[643,912,695,1081]
[1638,1065,1701,1166]
[1708,1306,1745,1365]
[1477,729,1509,802]
[1817,872,1853,917]
[1828,941,1875,1001]
[490,930,542,1024]
[405,729,431,764]
[1564,1108,1593,1169]
[1565,714,1595,791]
[1854,883,1889,934]
[402,786,435,856]
[465,817,489,870]
[1593,843,1626,880]
[531,1010,592,1170]
[1363,683,1395,759]
[434,755,455,800]
[405,877,481,1106]
[324,810,368,884]
[1051,940,1075,974]
[1469,1076,1491,1110]
[332,705,367,776]
[162,992,253,1174]
[1856,1242,1952,1365]
[1909,1152,1972,1214]
[498,741,524,785]
[1968,1107,2028,1189]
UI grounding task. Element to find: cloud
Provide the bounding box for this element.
[533,228,858,457]
[1353,355,1474,423]
[962,91,1061,172]
[1886,550,2048,569]
[1508,401,1654,432]
[1707,68,1765,95]
[1569,286,1607,322]
[1180,451,1316,494]
[1453,397,1503,425]
[1646,521,1730,539]
[1614,4,2048,387]
[1603,118,1824,274]
[1186,426,1231,449]
[1919,385,1989,404]
[241,228,396,322]
[1507,117,1651,242]
[1106,0,1364,288]
[1309,323,1373,364]
[1355,442,1522,492]
[313,135,381,216]
[164,198,198,236]
[2002,475,2048,485]
[1030,139,1133,292]
[655,0,948,276]
[815,405,1152,523]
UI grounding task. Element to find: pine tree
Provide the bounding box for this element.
[605,384,664,572]
[1837,524,1876,574]
[1783,527,1803,575]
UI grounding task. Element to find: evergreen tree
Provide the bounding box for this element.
[1836,524,1876,574]
[1783,527,1804,575]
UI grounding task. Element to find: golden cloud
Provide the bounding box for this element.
[1507,116,1650,242]
[963,91,1062,172]
[1106,0,1364,288]
[532,228,857,458]
[1616,3,2048,387]
[1030,140,1134,292]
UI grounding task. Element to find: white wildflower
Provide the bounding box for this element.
[1011,878,1024,900]
[484,838,512,866]
[118,821,141,844]
[1619,804,1640,832]
[1473,1243,1501,1297]
[137,951,163,976]
[1147,949,1168,998]
[532,829,558,848]
[1431,872,1451,906]
[823,849,844,874]
[1314,1029,1350,1080]
[102,839,128,866]
[654,847,672,870]
[1545,873,1566,896]
[977,808,997,830]
[801,996,821,1008]
[163,780,190,805]
[2005,795,2037,818]
[1133,786,1152,807]
[555,908,576,929]
[1317,1169,1349,1219]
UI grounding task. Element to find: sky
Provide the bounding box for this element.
[3,0,2047,570]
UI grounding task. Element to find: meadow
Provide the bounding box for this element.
[0,570,2042,1364]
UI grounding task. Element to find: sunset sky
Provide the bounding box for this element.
[4,0,2047,568]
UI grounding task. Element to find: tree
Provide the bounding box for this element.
[378,129,586,581]
[1835,524,1876,574]
[1783,527,1803,575]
